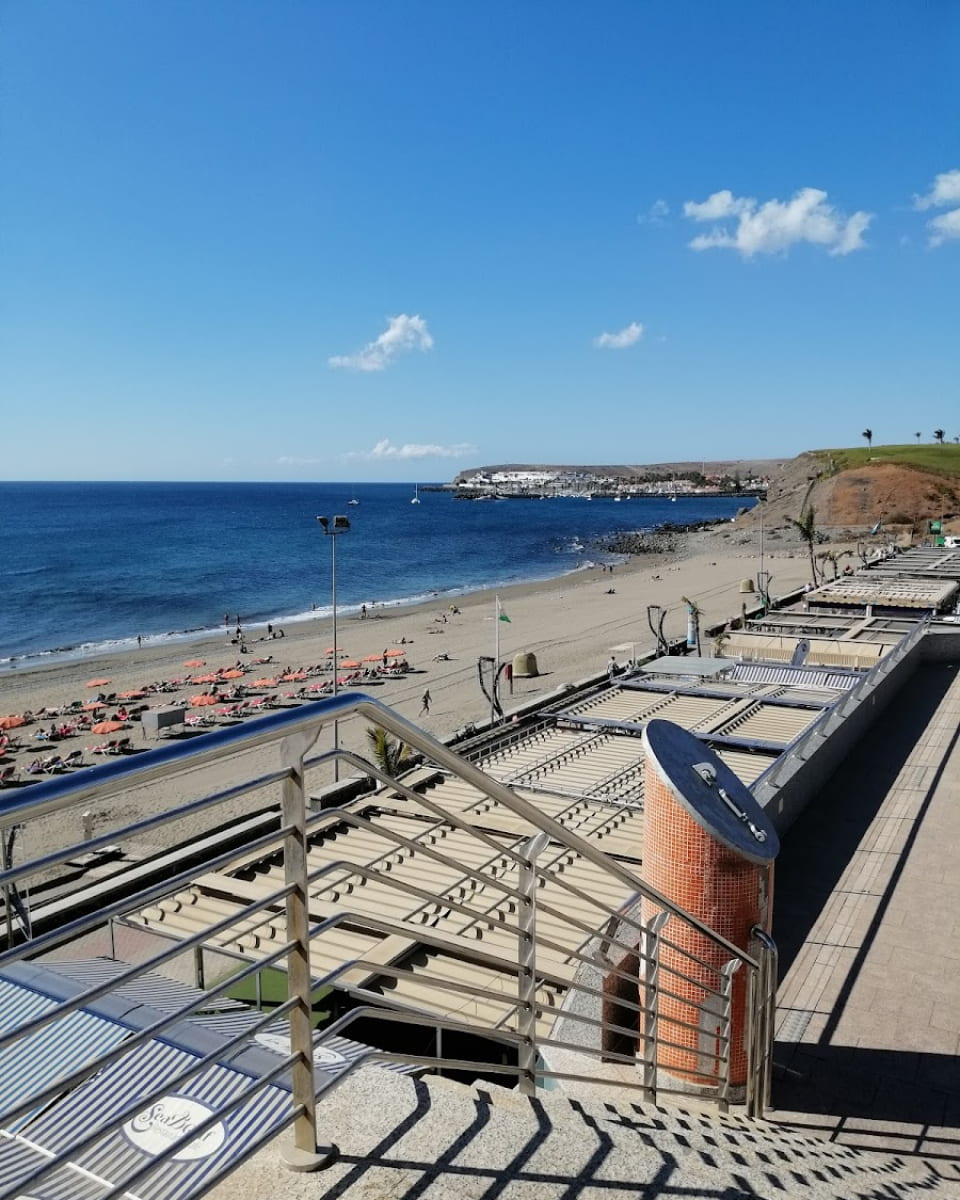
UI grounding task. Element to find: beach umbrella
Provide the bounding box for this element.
[363,653,383,662]
[192,673,218,684]
[281,671,307,682]
[118,689,145,699]
[86,678,111,688]
[251,677,277,688]
[91,720,125,734]
[81,701,105,712]
[0,715,27,730]
[190,694,218,707]
[220,668,244,679]
[324,647,347,656]
[339,660,362,669]
[385,648,407,657]
[184,659,206,668]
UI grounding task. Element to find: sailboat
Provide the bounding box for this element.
[411,484,421,505]
[348,487,359,506]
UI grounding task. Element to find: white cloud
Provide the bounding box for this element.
[683,190,752,222]
[329,314,434,371]
[684,187,872,257]
[928,208,960,247]
[593,321,644,350]
[637,199,670,224]
[345,438,477,461]
[914,169,960,210]
[913,169,960,247]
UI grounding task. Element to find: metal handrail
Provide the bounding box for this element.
[751,616,928,803]
[0,690,771,1197]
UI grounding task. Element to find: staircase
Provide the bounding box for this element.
[213,1065,955,1200]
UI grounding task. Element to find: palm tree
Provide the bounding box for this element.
[365,726,415,779]
[713,626,731,657]
[862,428,872,448]
[681,596,702,655]
[915,431,922,442]
[788,505,819,587]
[934,429,945,445]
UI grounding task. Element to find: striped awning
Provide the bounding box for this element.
[0,1039,292,1200]
[0,977,129,1133]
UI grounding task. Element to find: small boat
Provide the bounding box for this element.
[411,484,421,505]
[348,492,359,507]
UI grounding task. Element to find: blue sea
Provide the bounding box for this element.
[0,482,754,668]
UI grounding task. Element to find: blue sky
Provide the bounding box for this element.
[2,2,958,481]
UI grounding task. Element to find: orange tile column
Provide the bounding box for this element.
[640,719,778,1089]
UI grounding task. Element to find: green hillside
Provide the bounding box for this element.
[813,443,960,477]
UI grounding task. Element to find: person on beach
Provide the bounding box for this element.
[137,635,142,648]
[420,689,431,715]
[361,604,367,620]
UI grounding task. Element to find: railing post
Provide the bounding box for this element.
[640,911,670,1102]
[278,731,335,1172]
[517,831,550,1096]
[747,927,778,1118]
[717,957,742,1114]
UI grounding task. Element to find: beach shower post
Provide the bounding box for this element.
[317,515,351,780]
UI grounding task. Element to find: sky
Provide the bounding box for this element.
[2,1,958,481]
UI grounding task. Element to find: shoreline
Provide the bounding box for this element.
[0,525,709,675]
[1,524,826,864]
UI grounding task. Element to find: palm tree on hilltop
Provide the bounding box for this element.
[934,429,946,445]
[788,505,820,588]
[862,428,873,449]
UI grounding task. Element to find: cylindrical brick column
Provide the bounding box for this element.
[640,719,778,1088]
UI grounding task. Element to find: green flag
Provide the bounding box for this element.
[497,598,511,622]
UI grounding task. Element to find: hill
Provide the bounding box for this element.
[749,444,960,536]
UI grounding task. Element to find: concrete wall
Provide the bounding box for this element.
[755,637,928,835]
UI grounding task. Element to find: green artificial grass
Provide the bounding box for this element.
[813,443,960,477]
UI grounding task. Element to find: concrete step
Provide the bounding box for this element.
[214,1066,955,1200]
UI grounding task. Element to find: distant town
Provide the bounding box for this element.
[444,464,771,501]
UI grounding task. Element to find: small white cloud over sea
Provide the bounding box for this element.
[593,321,644,350]
[329,314,434,371]
[344,438,477,461]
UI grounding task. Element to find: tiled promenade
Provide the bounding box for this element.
[771,660,960,1169]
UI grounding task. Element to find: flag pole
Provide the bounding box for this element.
[493,595,500,726]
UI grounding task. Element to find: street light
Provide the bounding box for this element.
[317,515,350,780]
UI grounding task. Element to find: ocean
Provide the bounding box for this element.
[0,482,755,668]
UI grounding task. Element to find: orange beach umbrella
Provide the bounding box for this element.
[385,648,407,657]
[81,701,105,712]
[118,689,145,699]
[86,678,111,688]
[363,653,383,662]
[184,659,206,668]
[192,673,218,684]
[220,668,244,679]
[251,677,277,688]
[0,715,27,730]
[190,694,218,707]
[91,720,125,734]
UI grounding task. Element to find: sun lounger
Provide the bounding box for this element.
[0,765,18,787]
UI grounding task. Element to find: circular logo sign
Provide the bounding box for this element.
[254,1032,347,1067]
[122,1096,226,1161]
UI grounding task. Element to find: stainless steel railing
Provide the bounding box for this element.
[0,691,774,1197]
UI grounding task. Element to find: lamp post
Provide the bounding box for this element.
[317,515,350,780]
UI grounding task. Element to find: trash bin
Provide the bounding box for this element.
[512,651,539,678]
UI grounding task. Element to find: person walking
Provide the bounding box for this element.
[419,689,431,715]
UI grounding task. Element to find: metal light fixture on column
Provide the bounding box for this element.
[317,515,350,781]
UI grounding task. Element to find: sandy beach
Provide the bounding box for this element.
[1,528,821,864]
